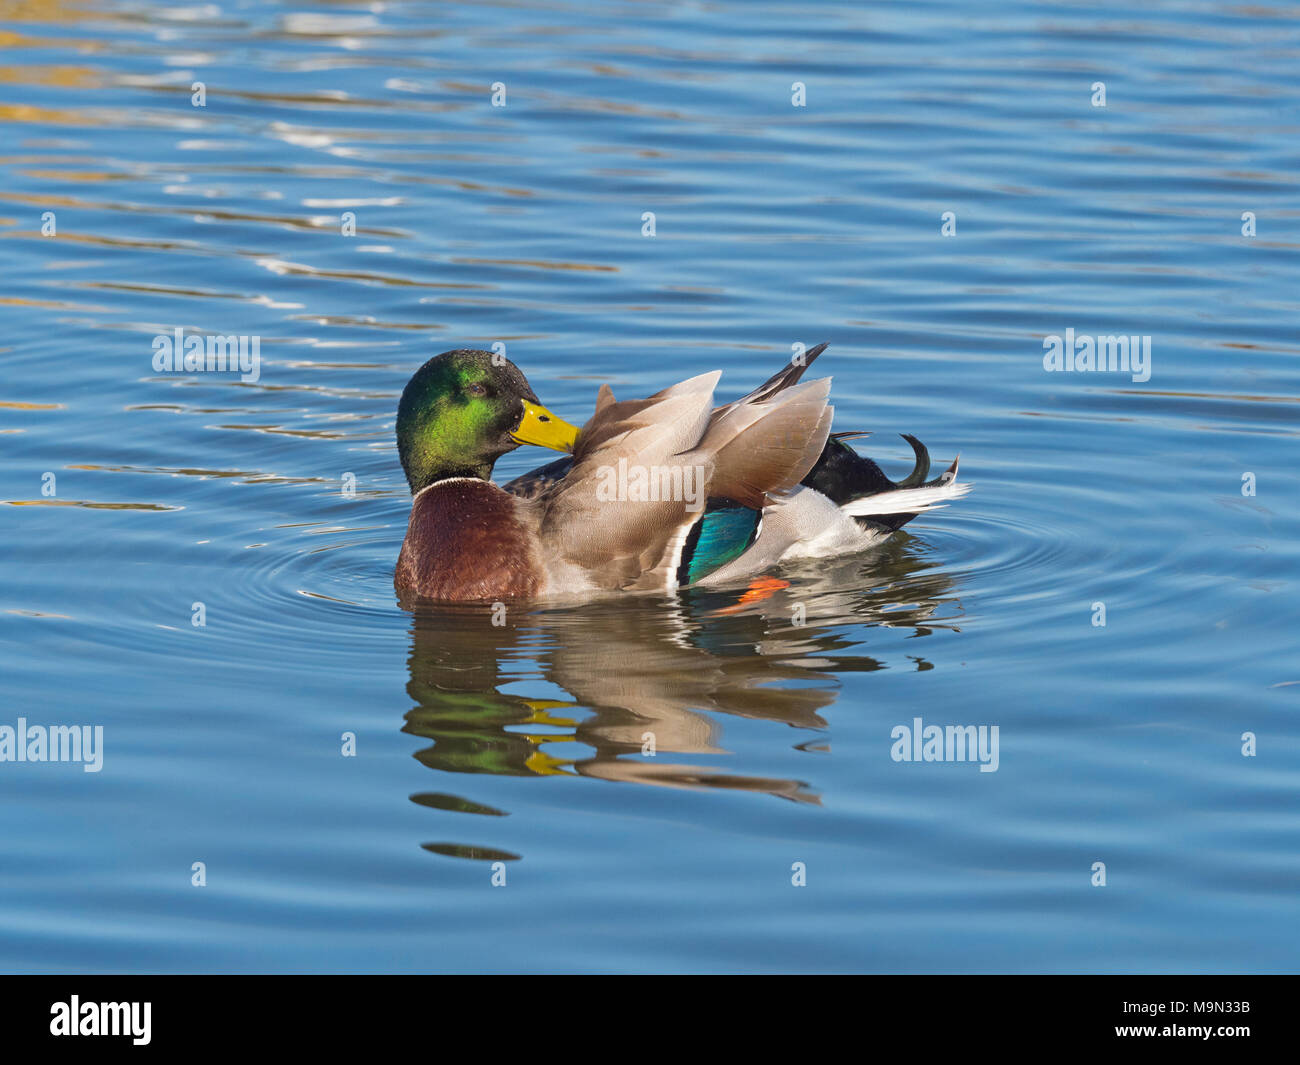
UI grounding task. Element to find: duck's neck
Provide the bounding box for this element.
[399,430,500,492]
[407,461,493,494]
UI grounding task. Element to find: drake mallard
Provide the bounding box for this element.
[394,345,969,601]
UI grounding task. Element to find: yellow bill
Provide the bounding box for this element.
[512,400,580,452]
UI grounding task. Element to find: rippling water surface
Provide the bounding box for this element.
[2,0,1298,973]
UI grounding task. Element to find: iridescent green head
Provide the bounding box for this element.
[396,349,578,493]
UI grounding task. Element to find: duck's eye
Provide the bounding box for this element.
[466,382,487,397]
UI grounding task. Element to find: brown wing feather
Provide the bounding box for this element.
[687,377,833,509]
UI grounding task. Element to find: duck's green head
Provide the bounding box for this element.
[397,349,579,493]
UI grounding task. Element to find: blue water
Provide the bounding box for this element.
[2,0,1298,973]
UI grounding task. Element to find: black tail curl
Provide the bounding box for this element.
[800,432,947,532]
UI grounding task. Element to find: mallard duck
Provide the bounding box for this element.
[394,345,969,601]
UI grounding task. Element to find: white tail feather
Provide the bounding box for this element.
[840,479,972,517]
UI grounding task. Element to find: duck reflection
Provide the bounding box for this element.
[400,536,962,832]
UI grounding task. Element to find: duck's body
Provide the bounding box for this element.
[394,345,969,602]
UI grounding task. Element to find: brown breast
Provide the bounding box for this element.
[395,478,543,601]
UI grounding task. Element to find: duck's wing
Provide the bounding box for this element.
[502,454,573,501]
[536,366,833,592]
[503,343,832,503]
[713,341,829,413]
[534,374,717,590]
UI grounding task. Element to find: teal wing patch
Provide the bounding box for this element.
[676,500,761,587]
